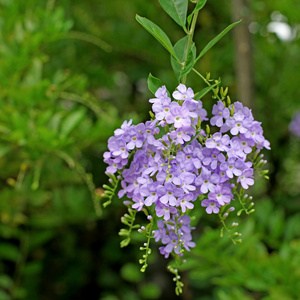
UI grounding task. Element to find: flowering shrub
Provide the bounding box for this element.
[101,0,270,295]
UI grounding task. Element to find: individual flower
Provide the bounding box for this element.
[158,183,183,206]
[195,167,220,193]
[201,199,220,214]
[208,184,233,206]
[177,193,195,213]
[210,100,230,127]
[205,132,230,151]
[237,168,255,189]
[172,83,195,101]
[169,127,193,145]
[166,102,191,128]
[155,203,177,220]
[219,157,245,178]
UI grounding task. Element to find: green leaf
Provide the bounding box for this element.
[194,80,220,100]
[171,36,196,82]
[195,20,242,62]
[136,15,177,59]
[0,244,20,262]
[158,0,188,28]
[120,238,130,248]
[187,0,207,25]
[147,73,163,95]
[59,108,86,139]
[0,275,13,289]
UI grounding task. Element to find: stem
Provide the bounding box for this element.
[192,68,222,100]
[218,213,237,245]
[181,10,199,84]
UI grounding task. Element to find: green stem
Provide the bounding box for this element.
[140,221,153,272]
[218,213,237,245]
[192,68,222,100]
[181,10,199,84]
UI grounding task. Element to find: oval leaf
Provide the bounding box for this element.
[158,0,188,28]
[60,108,86,139]
[136,15,177,59]
[196,20,242,62]
[147,73,163,95]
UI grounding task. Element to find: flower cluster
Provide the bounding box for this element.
[289,112,300,138]
[103,84,270,258]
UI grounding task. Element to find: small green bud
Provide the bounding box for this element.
[206,124,210,135]
[149,111,154,119]
[227,95,231,106]
[230,104,235,116]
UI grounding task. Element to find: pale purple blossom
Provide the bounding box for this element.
[238,169,255,189]
[210,100,230,127]
[173,84,195,101]
[201,199,220,214]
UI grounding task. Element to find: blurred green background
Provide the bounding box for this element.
[0,0,300,299]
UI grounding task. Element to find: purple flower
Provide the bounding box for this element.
[195,167,220,193]
[172,172,196,194]
[210,101,230,127]
[155,203,177,220]
[132,195,145,211]
[201,199,220,214]
[205,132,230,151]
[149,86,170,105]
[220,157,245,178]
[103,84,270,261]
[202,148,225,170]
[225,112,249,135]
[176,147,202,172]
[177,193,195,213]
[166,102,191,128]
[158,183,183,206]
[114,119,133,137]
[169,127,193,145]
[208,184,233,205]
[140,182,161,206]
[172,84,195,101]
[238,168,255,189]
[154,215,195,258]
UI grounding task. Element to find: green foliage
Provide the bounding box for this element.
[183,199,300,299]
[170,35,196,81]
[195,20,242,62]
[158,0,188,29]
[0,1,131,299]
[0,0,300,299]
[136,15,177,59]
[147,73,164,95]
